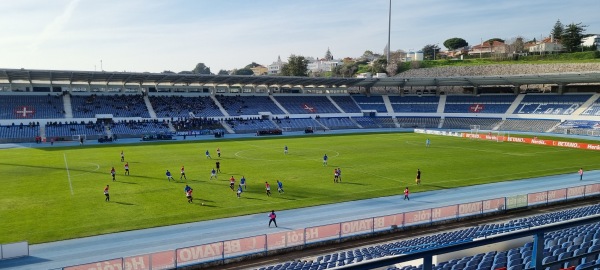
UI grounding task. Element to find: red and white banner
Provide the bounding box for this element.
[528,191,548,205]
[223,235,266,258]
[305,224,340,244]
[404,209,432,226]
[177,242,223,265]
[463,133,600,151]
[586,184,600,195]
[547,188,567,202]
[482,198,505,212]
[458,201,482,216]
[267,228,305,249]
[374,214,404,231]
[341,218,373,237]
[431,205,458,222]
[64,258,123,270]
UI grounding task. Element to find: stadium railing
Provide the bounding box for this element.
[61,183,600,270]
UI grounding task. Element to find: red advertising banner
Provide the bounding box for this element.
[431,205,458,222]
[567,186,586,199]
[124,254,150,270]
[404,209,432,226]
[585,184,600,196]
[305,224,340,244]
[64,259,123,270]
[462,133,600,151]
[374,214,404,231]
[458,201,482,217]
[177,242,223,265]
[267,229,305,250]
[528,191,548,205]
[547,188,567,202]
[341,218,373,237]
[223,235,266,258]
[482,198,505,212]
[150,251,176,270]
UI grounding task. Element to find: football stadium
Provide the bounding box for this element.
[2,64,600,270]
[3,1,600,270]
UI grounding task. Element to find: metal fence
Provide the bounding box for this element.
[62,183,600,270]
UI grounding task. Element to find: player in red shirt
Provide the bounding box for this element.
[404,187,410,201]
[229,176,235,191]
[104,185,110,202]
[265,181,271,196]
[180,166,187,180]
[110,167,116,181]
[124,162,129,175]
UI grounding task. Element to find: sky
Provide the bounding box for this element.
[0,0,599,74]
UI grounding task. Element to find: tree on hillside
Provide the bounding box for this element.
[422,44,441,60]
[562,22,587,52]
[280,55,309,76]
[507,36,526,53]
[217,69,229,75]
[443,38,468,50]
[244,62,260,69]
[370,57,387,74]
[551,19,564,41]
[233,68,254,75]
[486,38,505,44]
[192,63,211,74]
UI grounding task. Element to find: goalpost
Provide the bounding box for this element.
[469,125,481,139]
[493,131,506,142]
[71,134,87,142]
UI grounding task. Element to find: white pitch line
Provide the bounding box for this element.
[63,153,74,195]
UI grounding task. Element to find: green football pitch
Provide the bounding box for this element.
[1,132,598,244]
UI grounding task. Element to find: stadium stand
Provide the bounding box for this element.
[496,119,561,133]
[396,117,440,128]
[0,94,64,119]
[275,117,322,131]
[0,123,40,141]
[45,121,105,138]
[258,204,600,270]
[71,94,150,118]
[389,96,439,113]
[515,94,592,115]
[172,117,224,135]
[579,96,600,116]
[317,117,359,130]
[444,95,515,114]
[225,118,279,133]
[352,117,396,128]
[275,96,341,114]
[216,95,285,116]
[149,95,223,118]
[352,96,388,112]
[442,117,501,130]
[330,95,362,113]
[552,120,600,136]
[108,119,171,136]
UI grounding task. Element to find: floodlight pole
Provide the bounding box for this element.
[387,0,391,64]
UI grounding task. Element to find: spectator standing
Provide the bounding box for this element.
[268,210,277,227]
[579,168,583,181]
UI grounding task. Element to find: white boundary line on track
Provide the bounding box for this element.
[63,153,74,195]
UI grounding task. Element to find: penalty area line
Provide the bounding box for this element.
[63,153,74,195]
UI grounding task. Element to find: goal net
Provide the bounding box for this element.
[72,134,87,142]
[469,125,480,139]
[493,131,506,142]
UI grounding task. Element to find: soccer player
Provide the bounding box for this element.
[333,168,339,183]
[323,154,328,166]
[166,170,174,181]
[217,147,221,158]
[216,161,221,173]
[229,176,235,191]
[579,168,584,181]
[124,162,129,175]
[426,138,431,148]
[184,184,191,194]
[205,150,211,159]
[240,176,247,190]
[284,145,288,155]
[180,166,187,180]
[237,184,243,198]
[110,167,116,181]
[337,168,342,182]
[104,185,110,202]
[268,210,277,227]
[404,187,410,200]
[120,151,125,162]
[416,169,421,185]
[277,180,284,193]
[265,181,271,196]
[186,188,193,203]
[210,168,217,180]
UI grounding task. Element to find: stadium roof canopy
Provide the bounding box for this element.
[0,68,599,88]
